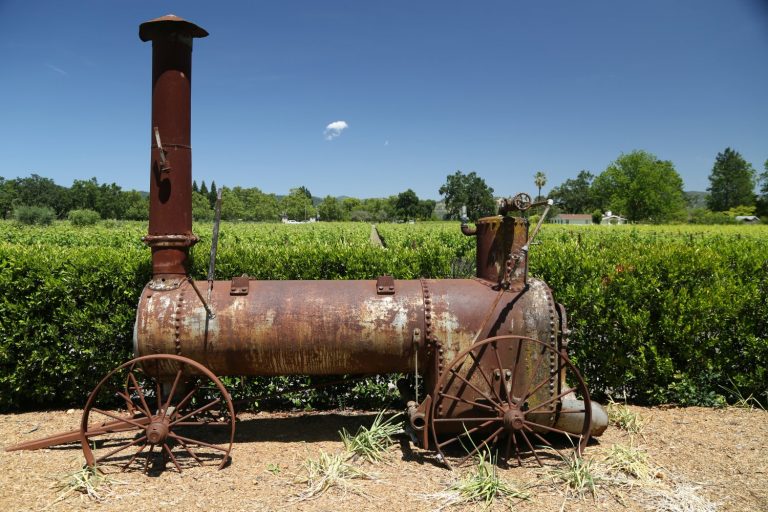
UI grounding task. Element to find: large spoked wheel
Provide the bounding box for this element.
[80,354,235,474]
[430,336,591,468]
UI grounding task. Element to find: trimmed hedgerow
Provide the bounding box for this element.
[0,221,766,410]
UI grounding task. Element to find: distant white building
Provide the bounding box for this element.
[735,215,760,224]
[601,211,627,225]
[552,214,592,225]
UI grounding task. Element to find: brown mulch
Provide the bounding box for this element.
[1,406,766,511]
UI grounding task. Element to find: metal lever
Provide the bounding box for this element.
[153,127,172,173]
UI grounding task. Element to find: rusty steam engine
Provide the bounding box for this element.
[8,15,607,471]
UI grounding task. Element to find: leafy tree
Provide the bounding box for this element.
[192,191,214,221]
[549,170,596,213]
[534,171,547,200]
[296,186,312,200]
[122,191,149,220]
[756,159,768,217]
[10,174,69,217]
[209,181,218,208]
[341,197,361,219]
[395,189,420,220]
[707,148,756,211]
[418,199,436,220]
[317,195,344,221]
[592,150,686,223]
[438,170,496,221]
[281,188,316,221]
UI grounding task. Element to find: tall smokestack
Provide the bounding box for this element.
[139,14,208,278]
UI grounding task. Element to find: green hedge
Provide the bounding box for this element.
[1,222,766,410]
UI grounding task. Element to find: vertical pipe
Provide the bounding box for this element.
[139,15,208,278]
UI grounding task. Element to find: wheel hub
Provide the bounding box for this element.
[503,408,525,431]
[146,420,169,444]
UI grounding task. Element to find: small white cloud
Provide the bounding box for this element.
[45,63,68,76]
[384,140,389,146]
[324,120,348,140]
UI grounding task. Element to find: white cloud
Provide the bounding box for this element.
[45,63,68,76]
[324,120,348,140]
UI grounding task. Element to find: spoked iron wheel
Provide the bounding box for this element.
[430,335,591,468]
[80,354,235,473]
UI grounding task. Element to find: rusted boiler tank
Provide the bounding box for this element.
[7,14,607,472]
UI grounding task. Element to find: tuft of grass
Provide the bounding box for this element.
[607,398,644,434]
[719,379,766,411]
[294,450,374,501]
[49,464,116,506]
[339,411,402,463]
[435,450,530,510]
[266,463,282,475]
[640,483,719,512]
[548,451,600,500]
[605,443,652,481]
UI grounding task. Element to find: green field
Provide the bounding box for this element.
[1,219,766,410]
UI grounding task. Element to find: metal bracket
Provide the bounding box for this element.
[230,275,250,296]
[153,126,172,173]
[376,275,395,295]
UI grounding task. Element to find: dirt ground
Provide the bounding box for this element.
[1,406,766,512]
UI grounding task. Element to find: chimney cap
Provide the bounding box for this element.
[139,14,209,42]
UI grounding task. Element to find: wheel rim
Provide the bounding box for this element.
[80,354,235,473]
[430,335,591,468]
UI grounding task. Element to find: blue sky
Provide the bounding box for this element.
[1,1,766,200]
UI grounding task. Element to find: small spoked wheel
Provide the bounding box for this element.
[512,192,532,211]
[80,354,235,473]
[430,336,591,468]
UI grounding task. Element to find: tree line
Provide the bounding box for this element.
[547,148,768,223]
[3,147,765,226]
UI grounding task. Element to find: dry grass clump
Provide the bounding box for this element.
[339,411,402,463]
[294,450,375,501]
[640,483,719,512]
[431,450,529,510]
[48,463,121,507]
[607,398,645,433]
[604,443,653,481]
[547,451,600,500]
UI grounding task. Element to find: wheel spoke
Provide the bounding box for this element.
[127,372,153,418]
[490,341,513,407]
[439,392,497,412]
[508,338,524,403]
[161,369,184,421]
[169,384,200,421]
[511,432,523,466]
[90,408,149,430]
[168,433,229,453]
[525,426,567,460]
[95,435,148,464]
[522,419,579,440]
[466,349,505,407]
[433,417,502,423]
[519,429,542,466]
[447,369,504,413]
[143,444,155,473]
[177,438,204,466]
[457,426,504,466]
[437,420,496,449]
[169,398,222,427]
[122,442,148,472]
[163,443,183,473]
[526,387,577,415]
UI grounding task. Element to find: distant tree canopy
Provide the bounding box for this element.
[534,171,547,200]
[707,148,756,212]
[439,170,496,221]
[591,150,687,223]
[549,170,596,214]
